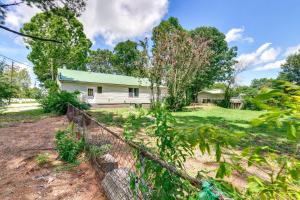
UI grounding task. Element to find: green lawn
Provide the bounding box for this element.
[89,106,297,157]
[0,108,53,128]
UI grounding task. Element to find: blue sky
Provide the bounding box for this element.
[1,0,300,86]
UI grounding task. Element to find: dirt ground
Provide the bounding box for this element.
[0,116,107,200]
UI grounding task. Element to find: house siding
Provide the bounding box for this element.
[197,92,224,103]
[59,81,166,105]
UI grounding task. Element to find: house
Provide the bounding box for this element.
[197,89,225,104]
[197,89,244,109]
[57,68,167,106]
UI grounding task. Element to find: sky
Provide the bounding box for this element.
[1,0,300,86]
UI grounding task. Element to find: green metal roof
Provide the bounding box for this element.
[58,68,151,87]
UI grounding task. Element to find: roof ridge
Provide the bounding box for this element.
[57,68,148,80]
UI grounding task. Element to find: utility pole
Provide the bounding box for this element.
[8,61,14,104]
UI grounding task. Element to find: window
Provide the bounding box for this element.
[97,86,102,93]
[134,88,139,97]
[129,88,139,97]
[87,88,94,97]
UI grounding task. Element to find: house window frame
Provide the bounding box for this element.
[87,88,94,97]
[97,86,102,94]
[129,88,139,98]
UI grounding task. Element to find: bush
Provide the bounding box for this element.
[55,129,85,163]
[40,90,90,115]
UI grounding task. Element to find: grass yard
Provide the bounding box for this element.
[0,108,53,128]
[89,106,297,157]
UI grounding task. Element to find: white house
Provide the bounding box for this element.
[57,68,167,106]
[197,89,225,104]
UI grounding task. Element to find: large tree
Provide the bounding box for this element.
[87,49,115,74]
[188,27,237,101]
[112,40,143,77]
[279,52,300,85]
[152,17,211,110]
[21,8,92,84]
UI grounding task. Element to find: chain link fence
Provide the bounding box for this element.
[66,104,229,200]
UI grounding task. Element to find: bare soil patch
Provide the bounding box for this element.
[0,116,107,200]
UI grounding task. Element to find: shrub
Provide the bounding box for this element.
[55,129,85,163]
[40,90,90,115]
[36,153,50,166]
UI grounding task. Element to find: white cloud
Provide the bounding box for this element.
[5,0,168,46]
[253,60,285,71]
[225,27,254,43]
[79,0,168,45]
[5,2,40,29]
[284,44,300,56]
[235,43,281,71]
[258,47,281,64]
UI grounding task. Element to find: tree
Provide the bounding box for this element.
[251,78,274,89]
[1,0,86,40]
[188,27,237,102]
[112,40,143,77]
[87,49,115,74]
[279,51,300,85]
[3,67,31,97]
[21,8,92,85]
[152,17,211,110]
[0,60,16,105]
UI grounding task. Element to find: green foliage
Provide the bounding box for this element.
[112,40,144,77]
[125,103,199,199]
[0,76,17,105]
[40,90,90,115]
[35,153,50,166]
[55,128,85,163]
[251,78,275,90]
[125,103,244,199]
[243,147,300,199]
[252,80,300,143]
[24,87,44,99]
[279,51,300,85]
[87,49,116,73]
[21,8,92,83]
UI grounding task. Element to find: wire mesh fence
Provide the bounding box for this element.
[66,104,229,200]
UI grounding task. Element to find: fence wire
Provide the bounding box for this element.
[66,104,228,200]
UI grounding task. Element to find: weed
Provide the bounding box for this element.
[36,153,50,166]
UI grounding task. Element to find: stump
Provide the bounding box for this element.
[101,168,134,200]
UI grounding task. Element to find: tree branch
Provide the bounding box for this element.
[0,25,62,43]
[0,1,24,8]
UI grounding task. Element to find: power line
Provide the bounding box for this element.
[0,54,33,68]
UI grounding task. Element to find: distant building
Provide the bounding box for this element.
[197,89,225,104]
[197,89,244,109]
[230,94,245,109]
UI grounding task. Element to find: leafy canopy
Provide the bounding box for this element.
[21,8,92,83]
[87,49,115,74]
[112,40,143,77]
[279,51,300,85]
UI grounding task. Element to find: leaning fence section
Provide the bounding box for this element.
[66,104,228,200]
